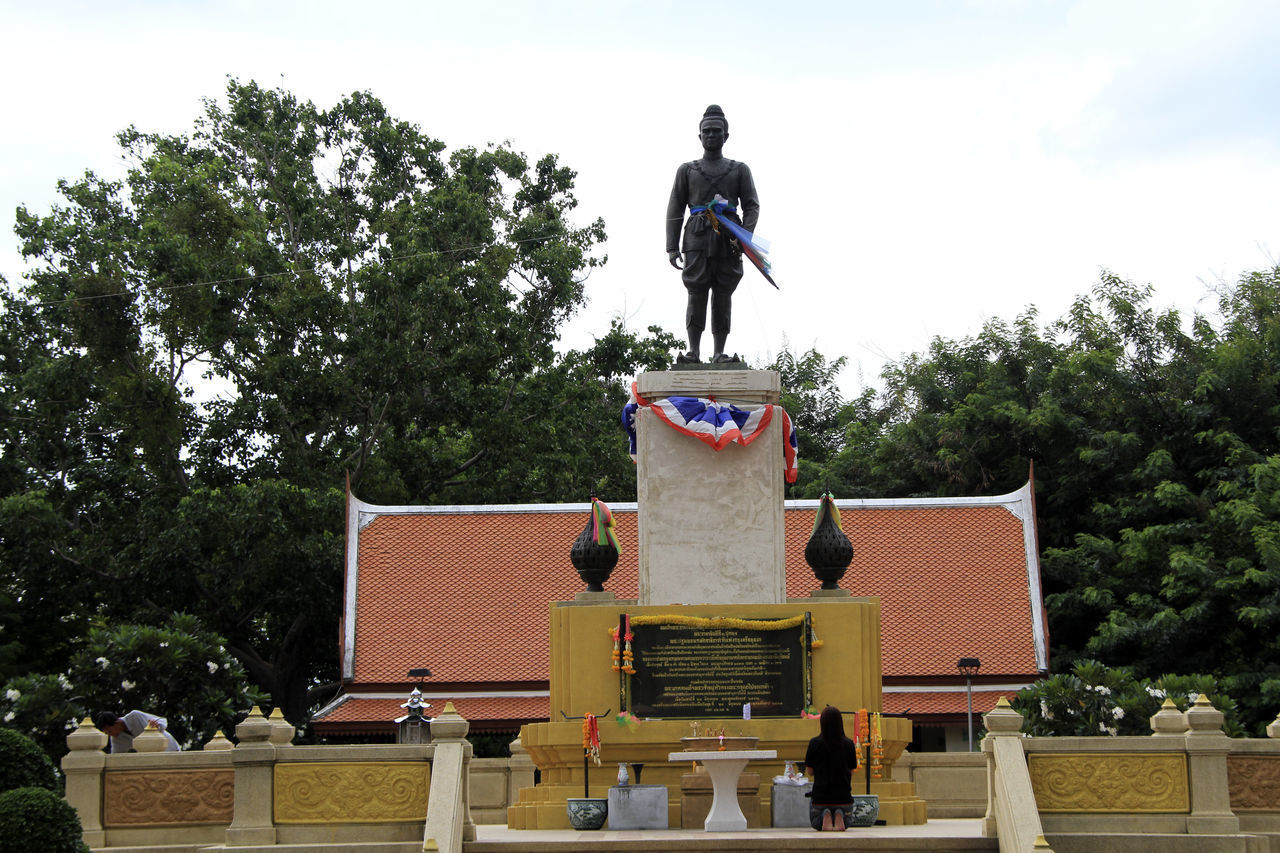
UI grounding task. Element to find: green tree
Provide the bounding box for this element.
[2,613,261,757]
[2,79,672,729]
[769,345,853,495]
[808,267,1280,731]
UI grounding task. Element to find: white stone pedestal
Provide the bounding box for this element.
[771,781,813,827]
[606,784,668,829]
[670,749,777,831]
[635,370,786,605]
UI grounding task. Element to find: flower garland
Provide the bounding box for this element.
[610,617,637,674]
[870,711,884,779]
[582,713,601,766]
[628,614,805,631]
[621,614,635,675]
[854,708,869,770]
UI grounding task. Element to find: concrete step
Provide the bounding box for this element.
[466,820,997,852]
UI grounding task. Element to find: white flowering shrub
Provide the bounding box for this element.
[1013,660,1242,737]
[0,613,263,759]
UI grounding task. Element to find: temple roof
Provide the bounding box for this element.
[315,483,1046,733]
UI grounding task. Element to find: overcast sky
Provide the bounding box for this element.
[3,1,1278,393]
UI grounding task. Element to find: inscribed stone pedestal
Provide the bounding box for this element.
[635,369,786,606]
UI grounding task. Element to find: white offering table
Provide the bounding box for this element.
[668,749,777,831]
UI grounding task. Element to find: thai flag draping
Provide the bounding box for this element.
[621,383,798,483]
[692,195,778,289]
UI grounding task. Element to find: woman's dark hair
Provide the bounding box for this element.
[91,711,119,731]
[819,705,845,745]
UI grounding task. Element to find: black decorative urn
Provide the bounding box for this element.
[804,493,853,590]
[570,499,619,592]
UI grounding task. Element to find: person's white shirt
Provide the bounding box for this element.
[109,709,180,752]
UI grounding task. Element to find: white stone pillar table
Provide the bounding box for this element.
[668,749,777,831]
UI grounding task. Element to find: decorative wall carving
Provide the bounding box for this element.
[274,761,430,823]
[1228,755,1280,810]
[1028,753,1189,813]
[103,769,234,826]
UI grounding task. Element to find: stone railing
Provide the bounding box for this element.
[890,750,987,817]
[61,703,478,853]
[470,738,536,824]
[982,695,1280,853]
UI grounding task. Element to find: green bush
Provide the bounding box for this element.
[0,787,87,853]
[1013,660,1243,737]
[0,728,58,793]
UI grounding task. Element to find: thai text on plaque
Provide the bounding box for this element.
[622,613,811,718]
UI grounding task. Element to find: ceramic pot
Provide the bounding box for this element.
[566,797,608,830]
[848,794,879,827]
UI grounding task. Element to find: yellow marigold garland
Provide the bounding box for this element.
[871,711,884,779]
[582,714,601,766]
[621,614,635,674]
[628,614,806,631]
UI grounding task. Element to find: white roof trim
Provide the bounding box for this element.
[342,492,362,679]
[347,483,1037,518]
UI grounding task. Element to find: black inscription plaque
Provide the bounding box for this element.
[624,616,809,718]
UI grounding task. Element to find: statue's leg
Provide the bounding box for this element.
[709,264,741,360]
[683,254,710,360]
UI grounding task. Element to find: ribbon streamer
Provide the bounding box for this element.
[691,195,778,289]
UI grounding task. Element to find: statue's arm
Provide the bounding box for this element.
[666,164,688,266]
[738,163,760,233]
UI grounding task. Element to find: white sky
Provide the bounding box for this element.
[2,0,1278,394]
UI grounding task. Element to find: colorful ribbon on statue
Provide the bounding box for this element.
[621,383,797,483]
[590,497,620,554]
[690,194,778,289]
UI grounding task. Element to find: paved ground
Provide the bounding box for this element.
[475,818,987,841]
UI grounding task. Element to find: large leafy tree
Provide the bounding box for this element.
[809,267,1280,731]
[1,79,673,731]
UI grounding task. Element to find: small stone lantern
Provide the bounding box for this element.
[396,668,433,744]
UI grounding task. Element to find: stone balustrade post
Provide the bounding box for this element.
[62,717,108,849]
[981,698,1055,851]
[1183,696,1239,835]
[268,706,296,745]
[981,697,1027,837]
[132,720,169,752]
[1149,697,1186,735]
[224,706,278,846]
[423,702,474,853]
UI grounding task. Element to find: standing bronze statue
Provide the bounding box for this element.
[666,104,760,364]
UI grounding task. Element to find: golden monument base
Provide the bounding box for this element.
[507,599,927,829]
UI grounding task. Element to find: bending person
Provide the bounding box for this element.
[93,709,180,752]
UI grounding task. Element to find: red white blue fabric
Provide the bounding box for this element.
[621,383,798,483]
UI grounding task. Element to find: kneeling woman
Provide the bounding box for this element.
[803,706,858,831]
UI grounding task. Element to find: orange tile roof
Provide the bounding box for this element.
[332,486,1046,727]
[348,509,639,685]
[883,690,1017,716]
[315,694,550,733]
[788,504,1041,678]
